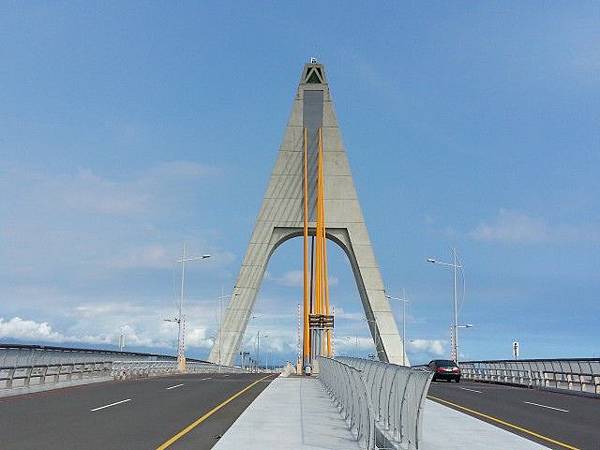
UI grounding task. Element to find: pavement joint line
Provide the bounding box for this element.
[459,387,482,394]
[90,398,131,412]
[156,374,273,449]
[427,395,580,450]
[523,401,569,413]
[166,384,184,390]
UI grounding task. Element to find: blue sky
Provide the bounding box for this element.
[1,2,599,366]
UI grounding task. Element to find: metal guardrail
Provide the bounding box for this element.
[111,360,247,379]
[0,344,192,367]
[318,357,375,449]
[318,356,434,450]
[0,361,113,389]
[0,345,240,392]
[0,359,247,391]
[460,358,600,395]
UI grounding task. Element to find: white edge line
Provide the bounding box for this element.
[200,377,212,381]
[523,401,569,413]
[459,387,482,394]
[166,383,184,390]
[90,398,131,412]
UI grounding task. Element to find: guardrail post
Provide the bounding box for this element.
[7,368,15,388]
[40,366,48,384]
[319,356,433,450]
[24,367,33,387]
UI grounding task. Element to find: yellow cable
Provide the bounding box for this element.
[319,128,332,356]
[302,128,310,364]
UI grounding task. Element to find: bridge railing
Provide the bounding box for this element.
[317,356,434,450]
[111,360,247,379]
[0,343,180,367]
[0,361,113,389]
[0,344,243,393]
[460,358,600,395]
[317,357,375,449]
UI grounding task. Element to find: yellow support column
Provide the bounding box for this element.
[318,128,333,356]
[302,128,311,372]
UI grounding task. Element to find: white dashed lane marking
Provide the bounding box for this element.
[90,398,131,412]
[523,401,569,413]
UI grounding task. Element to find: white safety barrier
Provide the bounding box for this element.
[111,360,247,380]
[0,344,174,367]
[0,361,113,389]
[0,345,244,392]
[318,357,375,449]
[461,358,600,396]
[318,356,434,450]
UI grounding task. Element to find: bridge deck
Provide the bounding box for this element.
[213,375,361,449]
[423,398,548,449]
[428,379,598,449]
[214,375,554,450]
[0,372,274,450]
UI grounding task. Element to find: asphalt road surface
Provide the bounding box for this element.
[0,372,275,450]
[428,380,600,450]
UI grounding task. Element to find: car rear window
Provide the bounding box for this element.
[435,360,458,367]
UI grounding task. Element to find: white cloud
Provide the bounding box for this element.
[334,336,374,352]
[108,244,173,270]
[0,317,66,342]
[470,209,549,243]
[2,160,220,218]
[1,160,234,284]
[334,307,364,321]
[107,244,236,271]
[408,339,446,357]
[61,168,151,215]
[0,309,215,351]
[276,270,303,287]
[143,161,220,179]
[332,337,447,360]
[187,327,213,349]
[470,209,600,244]
[271,270,339,288]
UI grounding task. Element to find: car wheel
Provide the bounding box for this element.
[455,378,460,383]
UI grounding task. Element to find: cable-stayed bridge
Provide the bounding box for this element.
[2,62,598,450]
[1,344,598,449]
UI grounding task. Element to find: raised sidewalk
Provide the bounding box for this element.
[213,376,361,449]
[214,375,548,450]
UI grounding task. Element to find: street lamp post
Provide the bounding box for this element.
[175,243,210,372]
[361,318,383,359]
[256,331,268,372]
[427,248,463,363]
[248,313,260,362]
[386,290,409,366]
[118,326,126,352]
[239,351,250,370]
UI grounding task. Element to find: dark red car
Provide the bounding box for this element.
[428,359,461,382]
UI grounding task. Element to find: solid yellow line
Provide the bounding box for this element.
[156,375,272,449]
[427,395,580,450]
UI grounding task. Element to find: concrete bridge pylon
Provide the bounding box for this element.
[209,61,408,367]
